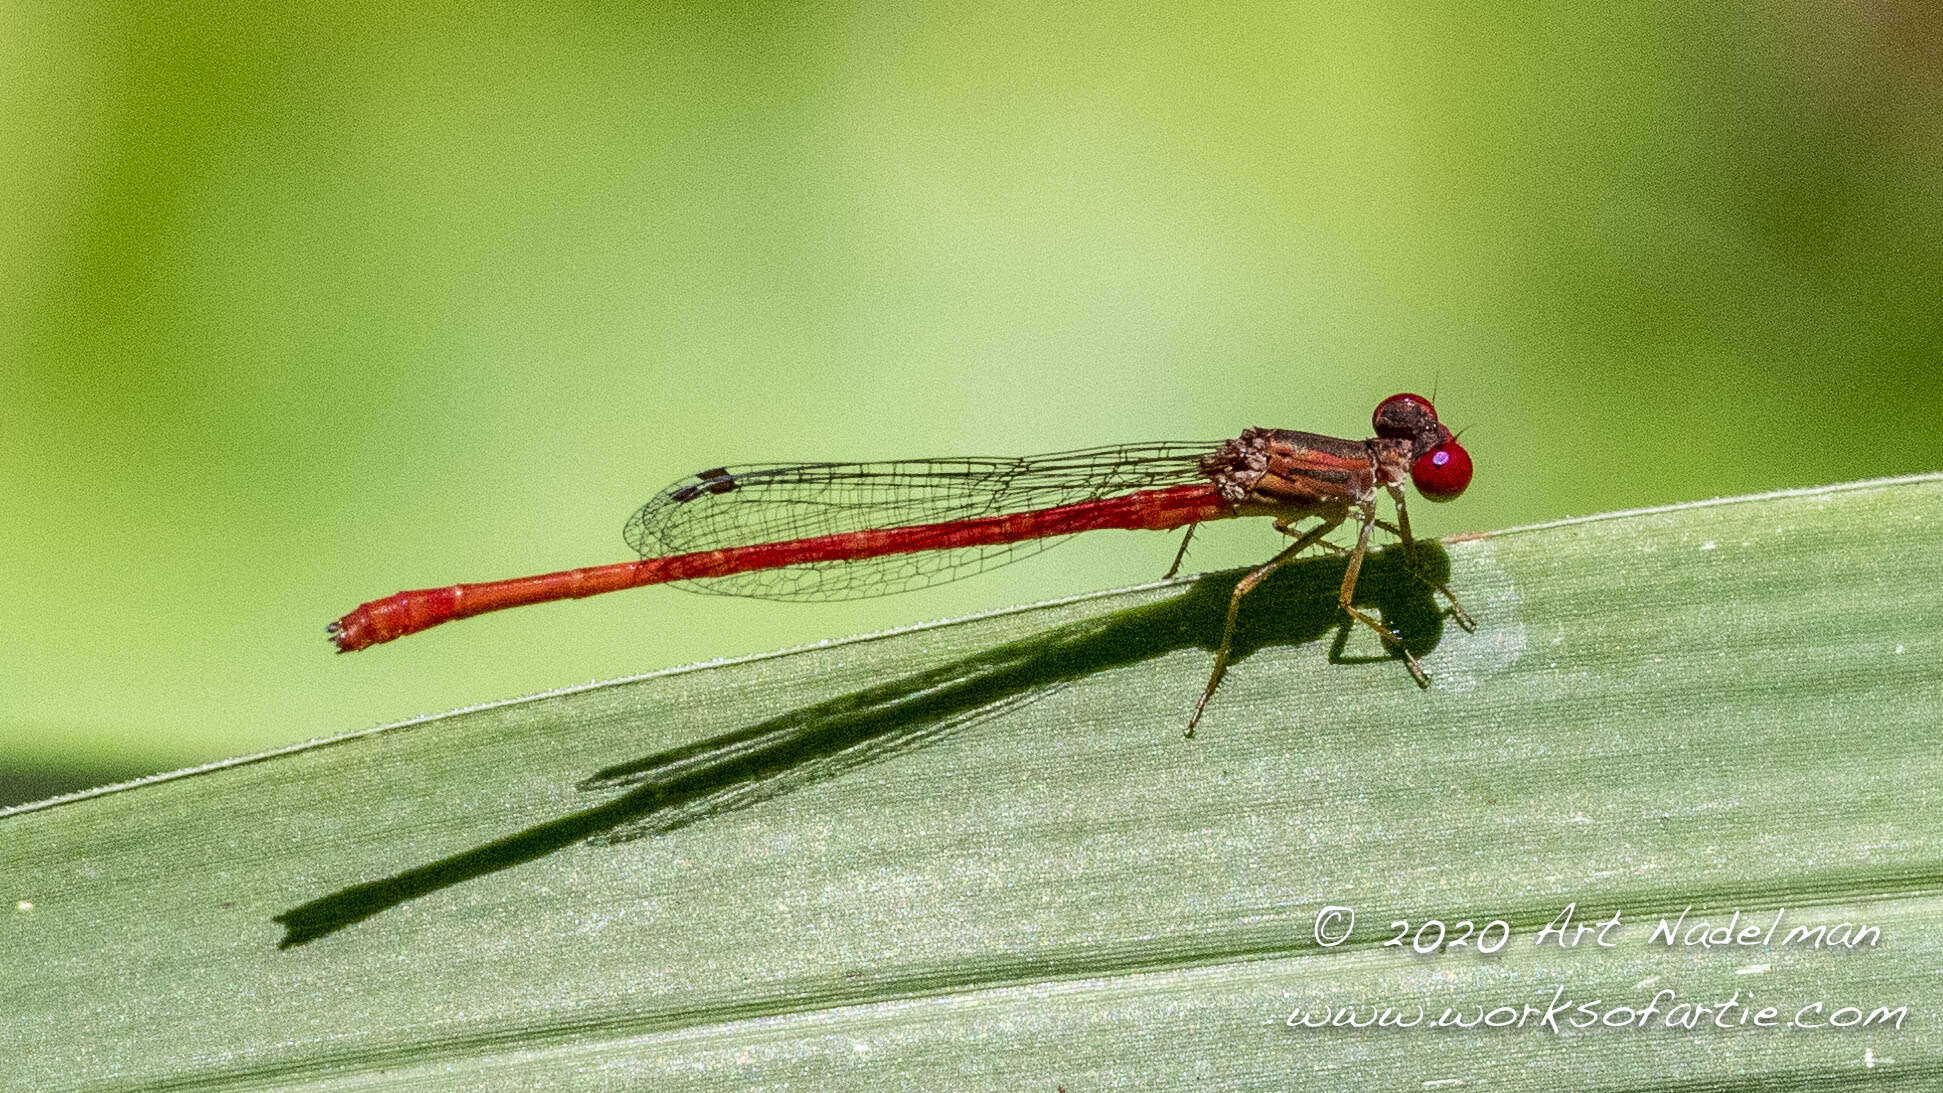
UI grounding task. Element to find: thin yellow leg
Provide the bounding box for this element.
[1185,515,1342,737]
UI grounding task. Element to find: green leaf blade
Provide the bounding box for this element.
[5,475,1940,1090]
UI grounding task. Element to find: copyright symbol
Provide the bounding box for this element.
[1314,905,1355,947]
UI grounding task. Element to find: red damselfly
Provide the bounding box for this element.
[329,393,1475,734]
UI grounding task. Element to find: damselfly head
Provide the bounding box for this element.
[1373,392,1471,502]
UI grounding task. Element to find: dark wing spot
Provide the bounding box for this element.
[671,467,738,503]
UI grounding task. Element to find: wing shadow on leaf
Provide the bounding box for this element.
[274,544,1454,948]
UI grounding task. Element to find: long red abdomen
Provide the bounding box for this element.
[328,484,1231,652]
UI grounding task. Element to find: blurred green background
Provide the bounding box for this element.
[4,2,1938,805]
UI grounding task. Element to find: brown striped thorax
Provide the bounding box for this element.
[1202,429,1385,511]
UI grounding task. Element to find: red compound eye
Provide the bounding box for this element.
[1372,392,1436,439]
[1411,436,1472,501]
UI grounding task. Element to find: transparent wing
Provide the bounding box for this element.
[622,442,1221,600]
